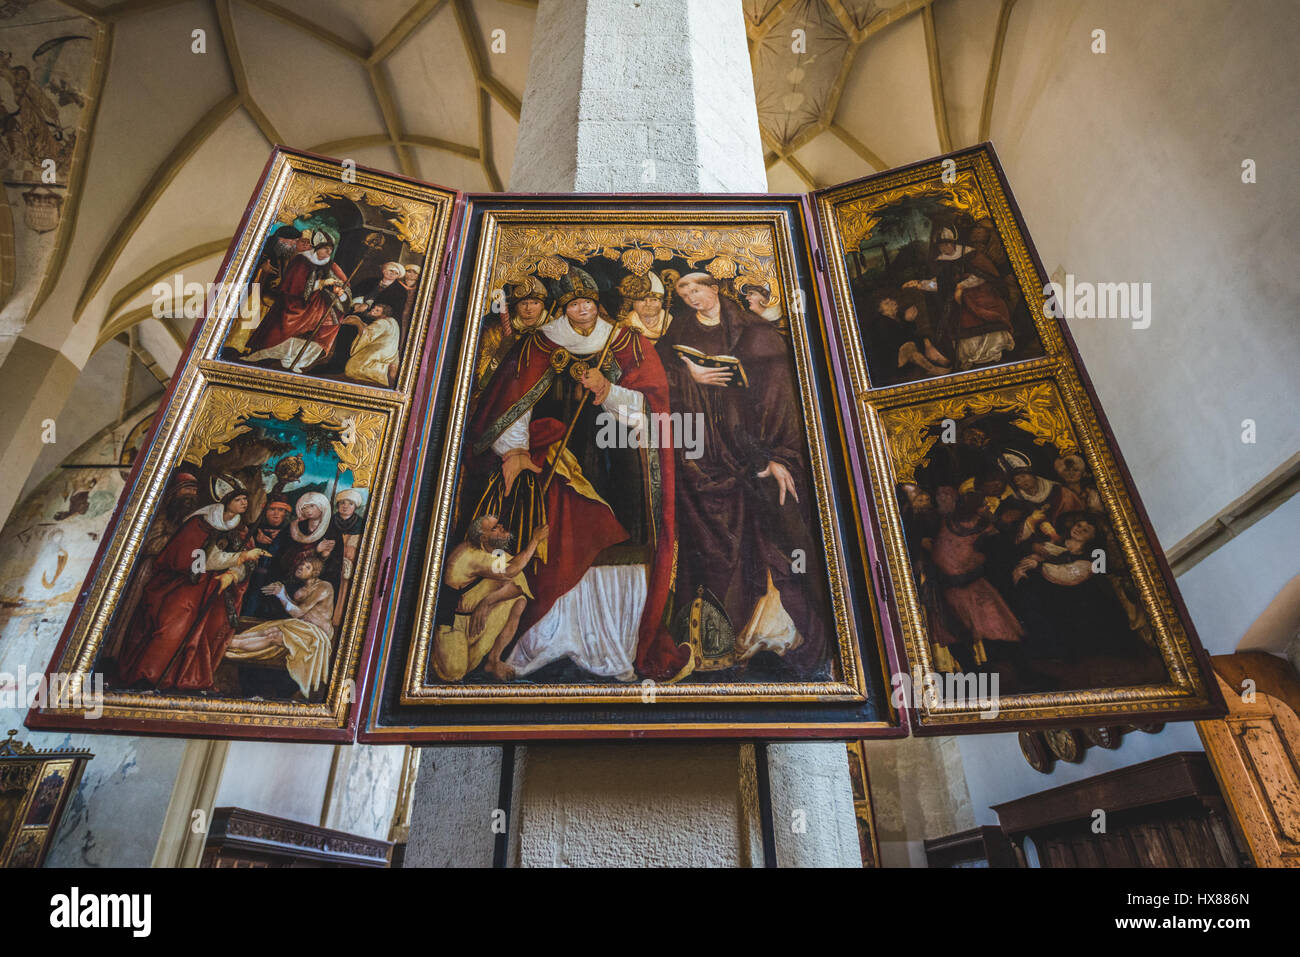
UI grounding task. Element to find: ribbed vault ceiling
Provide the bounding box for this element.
[7,0,1026,491]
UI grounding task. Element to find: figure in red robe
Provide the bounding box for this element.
[906,226,1016,371]
[242,230,350,373]
[926,491,1024,668]
[115,489,267,691]
[462,270,691,682]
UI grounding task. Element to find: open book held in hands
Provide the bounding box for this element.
[673,345,749,388]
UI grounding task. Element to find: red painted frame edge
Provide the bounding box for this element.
[800,192,914,737]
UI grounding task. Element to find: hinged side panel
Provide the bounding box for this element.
[811,143,1223,732]
[27,148,462,742]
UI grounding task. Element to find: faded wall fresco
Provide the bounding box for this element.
[0,399,186,866]
[0,2,106,359]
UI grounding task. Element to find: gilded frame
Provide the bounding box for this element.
[199,152,455,399]
[814,144,1220,730]
[0,734,92,869]
[363,193,902,741]
[27,149,458,740]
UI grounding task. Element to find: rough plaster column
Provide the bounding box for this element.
[408,0,857,868]
[405,746,514,867]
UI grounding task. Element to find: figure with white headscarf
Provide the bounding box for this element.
[271,491,343,601]
[115,488,268,690]
[321,261,409,378]
[350,260,411,317]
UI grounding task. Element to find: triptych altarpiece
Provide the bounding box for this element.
[26,145,1222,743]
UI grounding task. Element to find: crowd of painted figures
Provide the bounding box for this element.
[432,260,835,687]
[229,222,423,388]
[106,462,367,702]
[855,215,1040,387]
[896,419,1166,693]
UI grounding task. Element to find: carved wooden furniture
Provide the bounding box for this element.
[992,752,1249,867]
[0,730,92,868]
[924,826,1019,868]
[1018,722,1165,772]
[1197,651,1300,867]
[200,807,392,868]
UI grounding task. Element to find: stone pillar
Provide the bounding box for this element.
[0,338,81,527]
[406,0,858,868]
[405,746,510,868]
[510,0,767,193]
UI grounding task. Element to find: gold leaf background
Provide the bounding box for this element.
[276,172,434,254]
[490,223,783,308]
[835,169,990,254]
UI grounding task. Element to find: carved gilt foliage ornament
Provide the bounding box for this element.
[879,381,1077,484]
[181,390,386,490]
[492,223,784,308]
[276,173,436,254]
[834,170,990,254]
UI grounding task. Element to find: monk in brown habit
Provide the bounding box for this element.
[657,273,828,673]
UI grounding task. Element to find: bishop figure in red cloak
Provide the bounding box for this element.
[462,269,692,683]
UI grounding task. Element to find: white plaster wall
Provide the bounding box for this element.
[213,740,334,827]
[993,0,1300,547]
[864,736,975,868]
[0,403,186,867]
[950,0,1300,840]
[1177,494,1300,657]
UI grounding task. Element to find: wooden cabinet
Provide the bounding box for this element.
[201,807,392,868]
[992,752,1248,867]
[1197,652,1300,867]
[924,826,1019,868]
